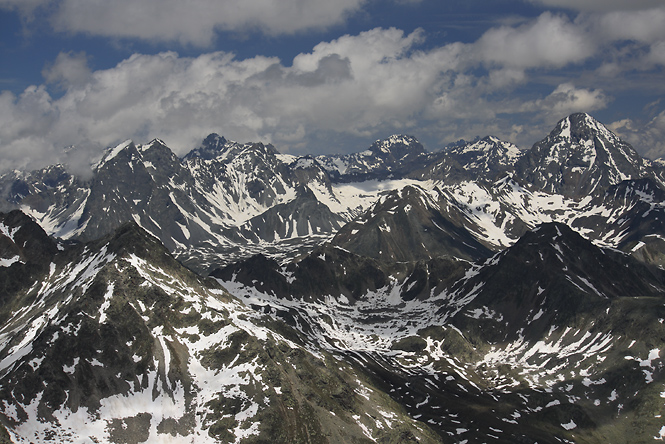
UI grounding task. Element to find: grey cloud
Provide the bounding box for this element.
[51,0,367,45]
[527,0,664,12]
[1,0,370,45]
[610,111,665,160]
[585,7,665,43]
[0,0,49,18]
[42,51,92,89]
[251,54,352,88]
[474,12,594,69]
[520,83,610,117]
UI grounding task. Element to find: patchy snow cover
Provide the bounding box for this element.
[0,222,21,241]
[93,140,133,169]
[0,256,22,267]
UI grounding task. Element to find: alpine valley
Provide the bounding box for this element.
[2,113,665,443]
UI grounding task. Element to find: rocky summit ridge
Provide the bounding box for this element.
[1,113,665,443]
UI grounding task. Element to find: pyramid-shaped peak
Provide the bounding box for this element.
[552,113,618,142]
[203,133,228,145]
[523,222,581,244]
[515,113,646,196]
[140,138,168,150]
[481,135,501,143]
[183,133,236,160]
[93,140,137,169]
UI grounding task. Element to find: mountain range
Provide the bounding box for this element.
[1,112,665,443]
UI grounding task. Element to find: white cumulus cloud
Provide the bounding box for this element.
[520,82,610,116]
[474,12,594,69]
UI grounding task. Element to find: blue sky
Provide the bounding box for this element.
[1,0,664,174]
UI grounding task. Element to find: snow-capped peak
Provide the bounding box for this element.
[183,133,244,161]
[515,113,647,196]
[370,134,425,159]
[92,139,134,170]
[551,113,621,146]
[138,138,167,152]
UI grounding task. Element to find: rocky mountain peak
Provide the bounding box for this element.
[203,132,227,147]
[452,220,665,343]
[547,113,620,146]
[93,140,138,170]
[515,113,647,196]
[183,133,234,161]
[137,138,181,165]
[317,134,429,182]
[0,210,59,266]
[444,135,522,181]
[331,184,491,262]
[369,134,425,161]
[183,134,280,164]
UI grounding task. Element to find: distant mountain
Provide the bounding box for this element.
[330,184,491,263]
[515,113,650,196]
[3,113,665,273]
[316,134,429,181]
[441,135,523,181]
[3,112,665,443]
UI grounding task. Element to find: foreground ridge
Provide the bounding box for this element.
[3,210,665,442]
[0,212,443,443]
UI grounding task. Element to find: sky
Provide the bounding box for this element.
[1,0,664,175]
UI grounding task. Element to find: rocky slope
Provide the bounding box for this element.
[2,112,665,443]
[0,210,442,443]
[216,221,665,443]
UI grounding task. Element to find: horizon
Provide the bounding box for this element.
[1,0,664,173]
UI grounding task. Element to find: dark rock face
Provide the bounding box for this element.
[331,185,491,263]
[182,133,229,161]
[449,222,665,342]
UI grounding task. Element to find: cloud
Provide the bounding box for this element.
[609,111,665,160]
[526,0,664,12]
[1,0,370,45]
[521,83,610,116]
[586,6,665,43]
[647,41,665,66]
[0,27,462,173]
[474,12,594,69]
[0,0,48,18]
[42,51,92,89]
